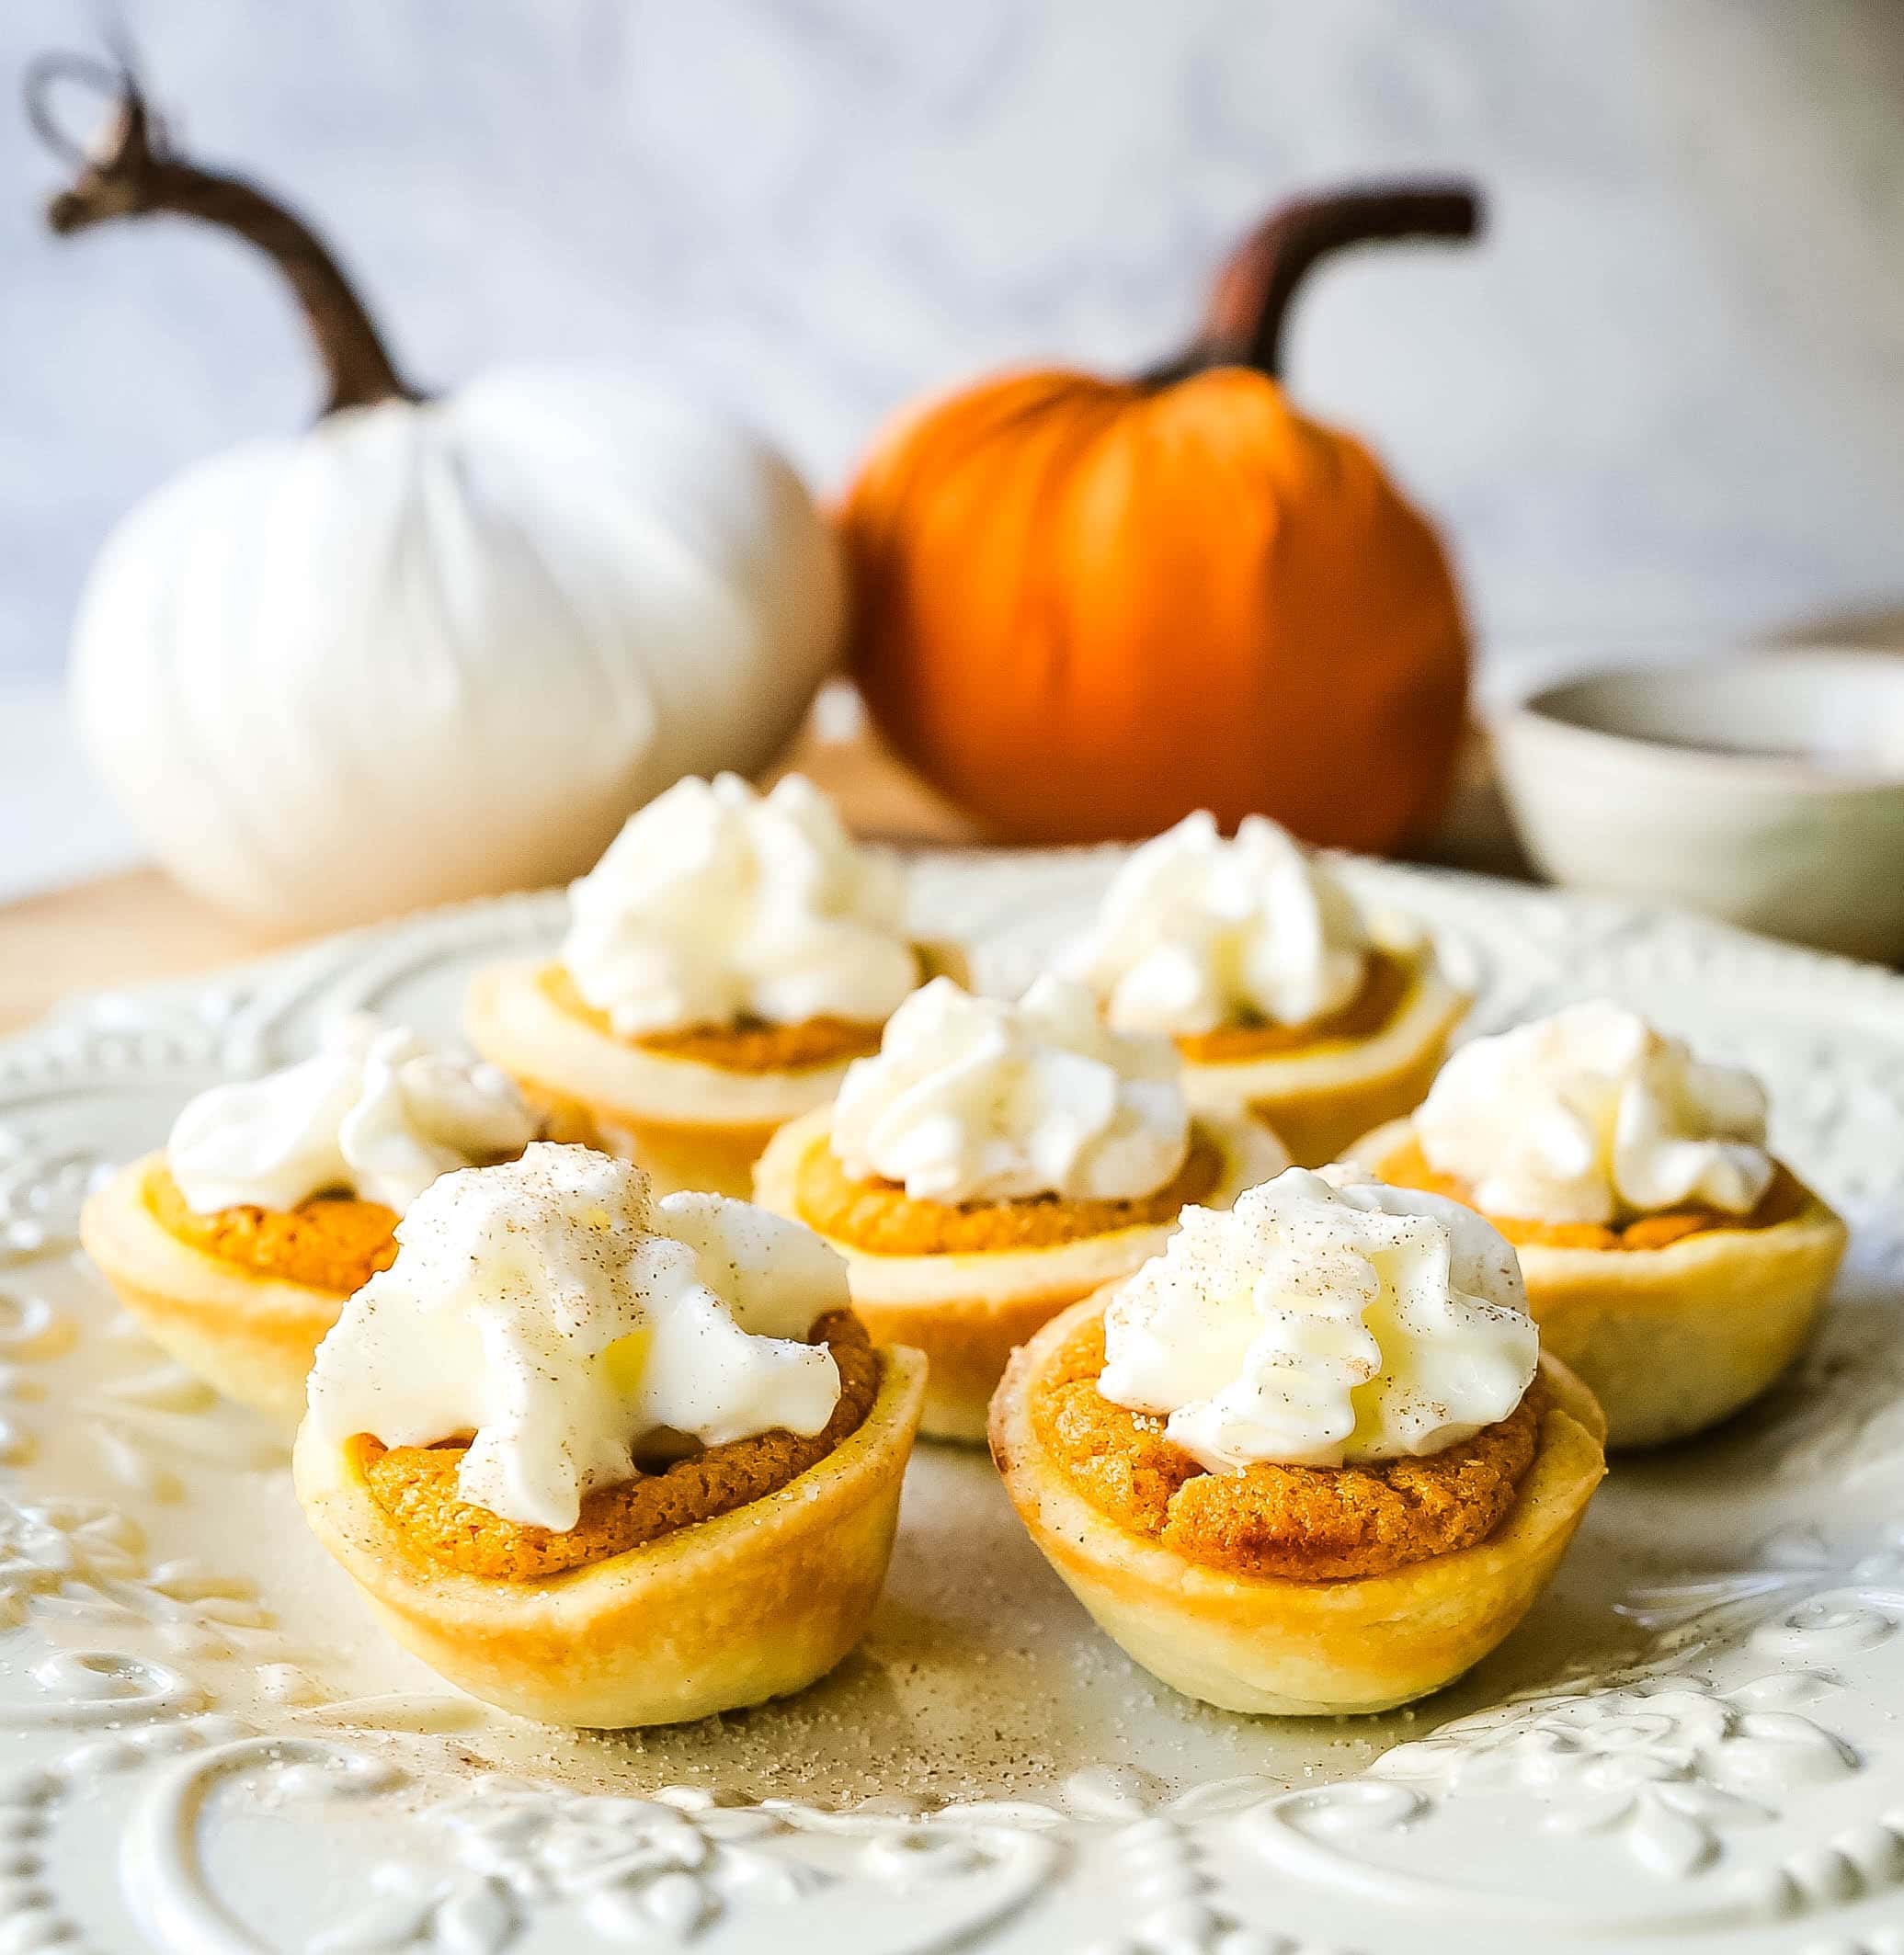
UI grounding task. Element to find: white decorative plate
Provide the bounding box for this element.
[6,850,1904,1955]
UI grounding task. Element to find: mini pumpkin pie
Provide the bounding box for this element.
[991,1165,1606,1715]
[294,1142,924,1727]
[1349,1000,1847,1449]
[754,973,1286,1442]
[1058,810,1467,1167]
[79,1016,574,1429]
[466,771,960,1198]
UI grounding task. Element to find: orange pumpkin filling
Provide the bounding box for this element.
[148,1166,398,1295]
[1028,1312,1544,1581]
[792,1129,1225,1256]
[1377,1137,1806,1251]
[356,1311,880,1579]
[541,964,895,1074]
[1171,949,1414,1064]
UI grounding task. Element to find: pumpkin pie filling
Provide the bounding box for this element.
[147,1165,399,1295]
[1031,1312,1544,1582]
[356,1309,880,1581]
[540,964,891,1074]
[791,1129,1226,1257]
[1172,949,1414,1064]
[1378,1135,1806,1252]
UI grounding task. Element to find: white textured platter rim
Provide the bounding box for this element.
[4,847,1904,1955]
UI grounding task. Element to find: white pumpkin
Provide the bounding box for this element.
[70,375,842,931]
[50,65,842,932]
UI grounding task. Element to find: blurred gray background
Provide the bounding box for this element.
[3,0,1902,690]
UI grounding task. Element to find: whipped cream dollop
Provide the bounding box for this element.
[561,772,920,1038]
[829,975,1191,1205]
[169,1016,538,1216]
[305,1144,846,1530]
[1099,1166,1538,1472]
[1060,811,1371,1037]
[1413,1002,1773,1224]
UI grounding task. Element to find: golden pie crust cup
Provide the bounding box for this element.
[989,1294,1606,1716]
[753,1109,1285,1444]
[1349,1119,1848,1449]
[292,1342,926,1728]
[1178,944,1468,1169]
[83,1153,346,1429]
[465,949,964,1199]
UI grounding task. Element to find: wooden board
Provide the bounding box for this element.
[0,714,1516,1036]
[0,719,983,1035]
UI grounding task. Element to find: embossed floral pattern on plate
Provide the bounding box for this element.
[5,852,1904,1954]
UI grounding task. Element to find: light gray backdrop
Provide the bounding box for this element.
[3,0,1903,688]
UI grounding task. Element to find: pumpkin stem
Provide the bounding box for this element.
[1150,181,1482,386]
[27,50,419,415]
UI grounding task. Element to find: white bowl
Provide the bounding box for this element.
[1492,650,1904,962]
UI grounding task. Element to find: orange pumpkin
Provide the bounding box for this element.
[841,185,1480,851]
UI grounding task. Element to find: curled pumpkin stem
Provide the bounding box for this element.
[1155,181,1483,386]
[27,49,416,415]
